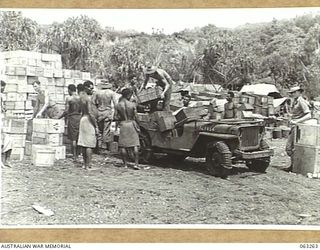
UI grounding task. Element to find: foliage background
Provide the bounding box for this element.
[1,11,320,97]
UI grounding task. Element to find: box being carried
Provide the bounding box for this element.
[33,119,65,134]
[137,87,162,104]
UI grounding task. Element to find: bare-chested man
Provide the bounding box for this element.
[59,84,82,161]
[91,82,118,151]
[114,88,140,170]
[139,65,174,111]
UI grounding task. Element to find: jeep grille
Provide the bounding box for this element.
[239,126,260,151]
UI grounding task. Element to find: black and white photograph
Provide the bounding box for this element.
[1,7,320,227]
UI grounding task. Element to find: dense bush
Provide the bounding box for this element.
[2,11,320,97]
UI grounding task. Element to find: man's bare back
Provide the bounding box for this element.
[116,99,137,121]
[92,89,117,111]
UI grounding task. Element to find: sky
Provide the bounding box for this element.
[3,8,320,34]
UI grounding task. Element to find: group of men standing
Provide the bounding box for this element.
[57,65,175,170]
[1,64,175,170]
[0,63,315,173]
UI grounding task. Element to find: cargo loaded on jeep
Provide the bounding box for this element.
[135,114,274,178]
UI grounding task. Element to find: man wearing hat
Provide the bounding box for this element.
[139,65,174,111]
[285,86,311,172]
[91,81,118,152]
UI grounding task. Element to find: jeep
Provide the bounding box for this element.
[136,117,274,178]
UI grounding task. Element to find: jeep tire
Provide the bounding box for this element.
[206,141,232,178]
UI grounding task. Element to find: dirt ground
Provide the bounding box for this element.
[1,138,320,226]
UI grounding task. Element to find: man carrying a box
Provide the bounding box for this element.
[91,81,118,152]
[140,65,174,111]
[284,86,311,172]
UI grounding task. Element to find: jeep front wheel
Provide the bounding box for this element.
[206,141,232,178]
[246,139,270,173]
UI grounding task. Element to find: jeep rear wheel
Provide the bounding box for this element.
[206,141,232,178]
[246,139,270,173]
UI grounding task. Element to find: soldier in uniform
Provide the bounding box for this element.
[91,82,118,151]
[284,86,311,172]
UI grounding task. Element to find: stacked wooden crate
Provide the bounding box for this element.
[0,50,92,119]
[236,92,274,117]
[2,119,28,160]
[254,94,274,116]
[0,50,39,119]
[293,123,320,176]
[206,98,223,120]
[32,119,66,165]
[0,50,92,160]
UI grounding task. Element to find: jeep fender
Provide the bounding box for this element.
[190,132,238,158]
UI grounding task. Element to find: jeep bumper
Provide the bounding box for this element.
[234,149,274,159]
